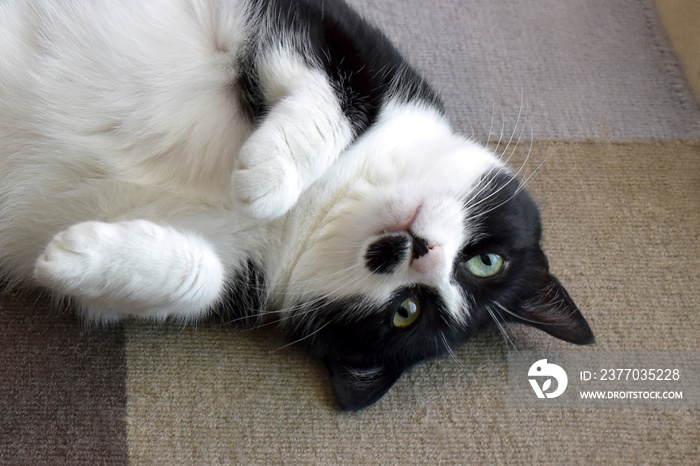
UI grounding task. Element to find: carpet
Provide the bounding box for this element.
[1,0,698,464]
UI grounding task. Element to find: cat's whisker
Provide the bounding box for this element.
[504,102,530,169]
[458,154,506,208]
[462,174,519,222]
[462,129,537,222]
[231,252,368,304]
[294,269,375,299]
[272,319,332,352]
[485,305,519,351]
[264,258,403,334]
[491,300,559,327]
[464,187,520,224]
[496,103,530,180]
[494,106,506,154]
[465,106,476,141]
[485,98,496,147]
[522,109,535,179]
[516,146,555,192]
[246,269,378,330]
[268,263,417,335]
[461,114,532,213]
[269,263,365,298]
[440,330,464,369]
[498,92,525,163]
[470,147,552,225]
[461,166,507,209]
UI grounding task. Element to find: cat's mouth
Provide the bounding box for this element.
[391,205,441,270]
[365,202,450,277]
[409,238,443,274]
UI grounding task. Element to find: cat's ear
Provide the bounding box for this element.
[517,271,595,345]
[327,360,402,410]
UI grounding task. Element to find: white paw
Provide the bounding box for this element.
[232,134,304,220]
[34,221,114,298]
[34,221,226,321]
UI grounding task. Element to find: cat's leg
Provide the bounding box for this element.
[232,51,354,219]
[33,220,225,322]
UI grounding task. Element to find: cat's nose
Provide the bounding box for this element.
[410,233,429,259]
[410,243,445,275]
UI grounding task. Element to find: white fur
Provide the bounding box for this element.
[34,220,225,321]
[0,0,502,324]
[232,47,354,219]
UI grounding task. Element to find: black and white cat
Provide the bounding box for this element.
[0,0,594,409]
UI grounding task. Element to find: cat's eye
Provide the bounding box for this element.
[465,253,505,278]
[393,297,421,328]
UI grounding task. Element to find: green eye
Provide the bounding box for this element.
[393,297,421,328]
[465,253,505,277]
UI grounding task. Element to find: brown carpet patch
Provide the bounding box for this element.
[0,291,128,464]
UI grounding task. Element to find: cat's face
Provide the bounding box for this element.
[282,108,594,410]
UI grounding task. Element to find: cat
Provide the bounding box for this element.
[0,0,594,410]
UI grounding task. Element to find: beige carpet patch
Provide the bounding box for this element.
[125,141,700,464]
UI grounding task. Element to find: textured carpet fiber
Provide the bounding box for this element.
[1,0,699,464]
[348,0,700,140]
[0,293,128,464]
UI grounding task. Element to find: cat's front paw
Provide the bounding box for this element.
[34,222,113,298]
[34,220,226,321]
[232,136,304,220]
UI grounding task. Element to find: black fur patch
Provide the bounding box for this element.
[237,53,268,122]
[238,0,444,135]
[452,171,546,329]
[364,235,410,274]
[453,171,594,342]
[213,260,267,329]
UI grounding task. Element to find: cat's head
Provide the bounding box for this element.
[282,104,594,410]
